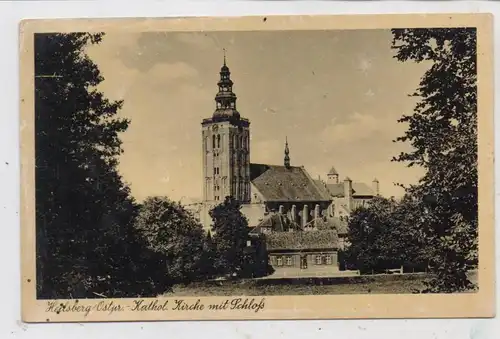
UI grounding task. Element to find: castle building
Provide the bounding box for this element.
[194,56,380,272]
[315,167,380,221]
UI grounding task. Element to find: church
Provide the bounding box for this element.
[192,55,380,272]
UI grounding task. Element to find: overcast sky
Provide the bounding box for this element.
[86,29,429,202]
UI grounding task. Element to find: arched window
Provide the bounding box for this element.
[212,135,216,149]
[217,134,221,148]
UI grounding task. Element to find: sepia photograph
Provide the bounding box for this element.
[20,14,495,322]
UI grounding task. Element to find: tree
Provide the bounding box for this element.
[344,196,426,274]
[344,197,398,273]
[35,33,159,298]
[134,196,206,284]
[387,194,428,272]
[209,196,249,277]
[243,234,274,278]
[198,231,214,278]
[391,28,478,292]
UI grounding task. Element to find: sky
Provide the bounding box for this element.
[86,29,429,202]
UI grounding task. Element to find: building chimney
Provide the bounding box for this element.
[291,205,297,223]
[302,204,309,227]
[372,178,379,196]
[344,177,353,212]
[314,204,320,228]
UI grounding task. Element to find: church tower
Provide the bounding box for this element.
[201,51,251,204]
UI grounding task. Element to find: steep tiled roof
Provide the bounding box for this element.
[324,182,375,197]
[352,182,376,197]
[313,179,332,199]
[265,230,339,250]
[313,217,349,235]
[250,163,331,202]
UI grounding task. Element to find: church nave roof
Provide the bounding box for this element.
[249,163,332,202]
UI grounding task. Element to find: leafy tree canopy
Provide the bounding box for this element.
[209,196,249,276]
[345,196,428,274]
[134,196,206,283]
[391,28,478,292]
[35,33,146,298]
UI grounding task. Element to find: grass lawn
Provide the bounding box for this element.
[166,271,478,297]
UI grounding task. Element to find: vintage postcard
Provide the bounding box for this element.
[20,14,495,322]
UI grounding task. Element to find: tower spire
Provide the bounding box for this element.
[284,137,290,168]
[213,49,239,119]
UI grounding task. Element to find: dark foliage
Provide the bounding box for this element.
[391,28,478,292]
[134,196,207,284]
[344,196,427,274]
[209,196,250,277]
[337,250,346,271]
[35,33,165,298]
[242,235,275,278]
[199,231,217,279]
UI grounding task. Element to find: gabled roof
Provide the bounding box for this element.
[324,182,375,197]
[312,179,332,199]
[250,163,331,202]
[265,230,339,251]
